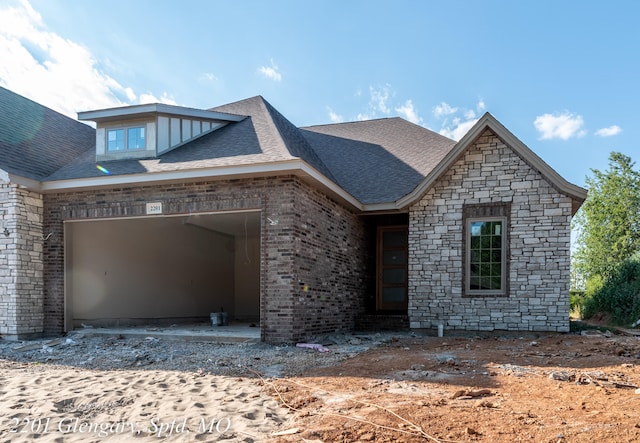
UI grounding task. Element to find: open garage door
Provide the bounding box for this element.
[64,211,261,331]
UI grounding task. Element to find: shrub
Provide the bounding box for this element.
[569,290,585,317]
[582,255,640,326]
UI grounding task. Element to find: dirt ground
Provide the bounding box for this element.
[2,325,640,442]
[268,327,640,443]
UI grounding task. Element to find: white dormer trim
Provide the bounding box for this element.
[78,103,245,123]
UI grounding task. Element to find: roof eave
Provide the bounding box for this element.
[1,171,43,191]
[78,103,246,123]
[361,202,405,212]
[39,160,364,212]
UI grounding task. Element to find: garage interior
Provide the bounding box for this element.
[64,211,261,332]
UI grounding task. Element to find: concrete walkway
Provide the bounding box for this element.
[71,322,261,343]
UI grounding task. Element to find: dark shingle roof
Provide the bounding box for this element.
[301,118,456,204]
[0,86,95,180]
[211,96,335,180]
[46,96,336,181]
[4,89,460,205]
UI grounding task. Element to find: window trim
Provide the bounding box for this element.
[462,203,510,297]
[107,125,146,152]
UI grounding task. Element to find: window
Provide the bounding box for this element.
[107,129,125,151]
[127,127,145,149]
[464,204,510,296]
[107,127,145,151]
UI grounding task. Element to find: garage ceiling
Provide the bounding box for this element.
[182,211,261,237]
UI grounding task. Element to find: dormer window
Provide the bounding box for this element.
[107,127,146,152]
[79,103,245,162]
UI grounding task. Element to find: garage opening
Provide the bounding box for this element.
[64,210,261,331]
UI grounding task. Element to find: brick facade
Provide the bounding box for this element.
[287,179,368,341]
[0,89,585,343]
[408,129,573,332]
[0,182,44,338]
[42,176,367,343]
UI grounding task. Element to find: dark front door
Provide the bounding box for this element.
[376,226,408,311]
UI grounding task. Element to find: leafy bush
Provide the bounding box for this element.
[569,290,585,317]
[582,255,640,326]
[580,274,604,320]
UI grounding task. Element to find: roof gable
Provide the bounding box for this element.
[396,112,588,211]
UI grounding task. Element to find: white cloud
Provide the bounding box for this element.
[327,106,343,123]
[439,116,479,141]
[433,102,457,118]
[139,92,177,105]
[432,99,484,141]
[123,87,136,102]
[395,99,423,125]
[595,125,622,137]
[534,112,586,140]
[258,59,282,82]
[350,84,398,121]
[0,0,171,118]
[200,72,219,82]
[369,85,393,115]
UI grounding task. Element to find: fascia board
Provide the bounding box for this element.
[297,162,364,210]
[78,104,245,123]
[0,168,8,183]
[6,173,42,191]
[40,161,304,192]
[39,160,364,211]
[484,114,588,202]
[394,112,588,210]
[362,202,402,212]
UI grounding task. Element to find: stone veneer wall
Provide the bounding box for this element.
[0,182,44,338]
[408,129,573,332]
[43,176,366,343]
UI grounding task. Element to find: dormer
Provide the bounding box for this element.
[78,103,245,162]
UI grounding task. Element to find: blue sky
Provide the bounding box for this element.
[0,0,637,187]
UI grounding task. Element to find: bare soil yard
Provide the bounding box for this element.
[268,327,640,443]
[1,325,639,442]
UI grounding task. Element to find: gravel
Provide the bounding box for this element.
[0,330,410,377]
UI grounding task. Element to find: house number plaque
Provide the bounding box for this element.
[146,202,163,215]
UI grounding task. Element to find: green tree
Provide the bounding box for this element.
[573,152,640,286]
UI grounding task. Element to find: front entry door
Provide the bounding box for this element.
[376,226,408,311]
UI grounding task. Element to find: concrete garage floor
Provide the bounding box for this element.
[71,322,261,343]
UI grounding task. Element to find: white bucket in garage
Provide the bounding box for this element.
[210,312,229,326]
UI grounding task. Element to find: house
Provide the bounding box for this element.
[0,86,587,342]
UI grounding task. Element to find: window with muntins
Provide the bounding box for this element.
[107,127,145,151]
[463,204,510,297]
[468,219,505,292]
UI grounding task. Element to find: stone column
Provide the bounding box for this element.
[0,182,44,339]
